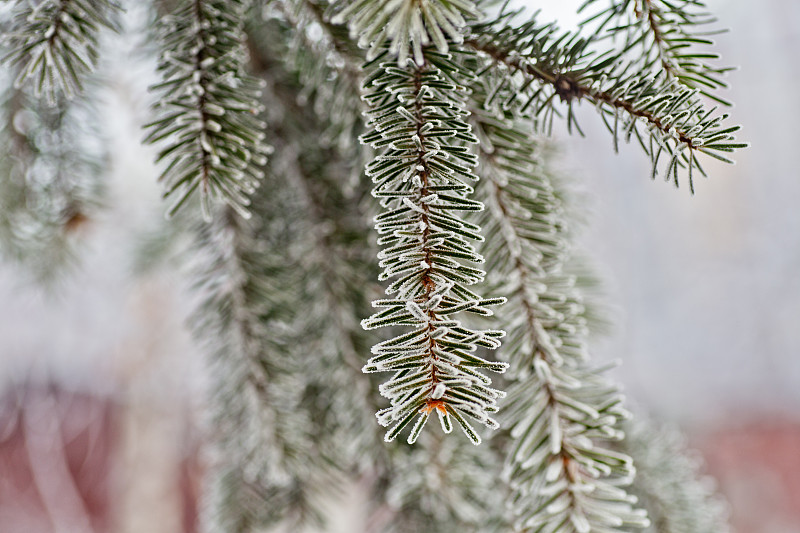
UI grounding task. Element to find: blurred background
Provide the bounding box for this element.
[1,0,798,532]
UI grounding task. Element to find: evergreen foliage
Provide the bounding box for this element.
[376,433,506,533]
[360,49,508,446]
[579,0,733,102]
[1,0,121,105]
[145,0,271,221]
[0,0,743,531]
[193,204,331,530]
[471,81,647,531]
[331,0,478,65]
[467,7,746,193]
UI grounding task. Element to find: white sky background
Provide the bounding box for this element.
[0,0,798,429]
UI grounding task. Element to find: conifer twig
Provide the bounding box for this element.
[471,90,648,530]
[1,0,122,105]
[361,50,507,445]
[466,11,746,191]
[145,0,270,221]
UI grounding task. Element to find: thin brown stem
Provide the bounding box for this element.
[465,37,696,146]
[191,0,212,196]
[637,0,679,78]
[411,64,441,399]
[482,141,586,523]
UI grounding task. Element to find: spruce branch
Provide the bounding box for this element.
[195,201,341,531]
[248,13,389,469]
[254,20,516,531]
[262,0,365,150]
[330,0,479,65]
[144,0,271,222]
[470,78,648,532]
[361,49,507,445]
[256,16,515,528]
[270,102,384,468]
[194,29,385,527]
[257,28,516,533]
[467,9,746,192]
[579,0,733,104]
[1,0,121,105]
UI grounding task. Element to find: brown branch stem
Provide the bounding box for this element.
[411,63,442,401]
[481,141,585,517]
[464,37,695,146]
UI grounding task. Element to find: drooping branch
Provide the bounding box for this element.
[361,49,507,445]
[2,0,121,105]
[469,76,648,531]
[466,10,746,191]
[145,0,270,221]
[330,0,479,65]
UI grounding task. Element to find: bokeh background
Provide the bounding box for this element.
[1,0,798,531]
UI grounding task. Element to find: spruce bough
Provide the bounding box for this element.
[361,49,507,446]
[0,0,742,531]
